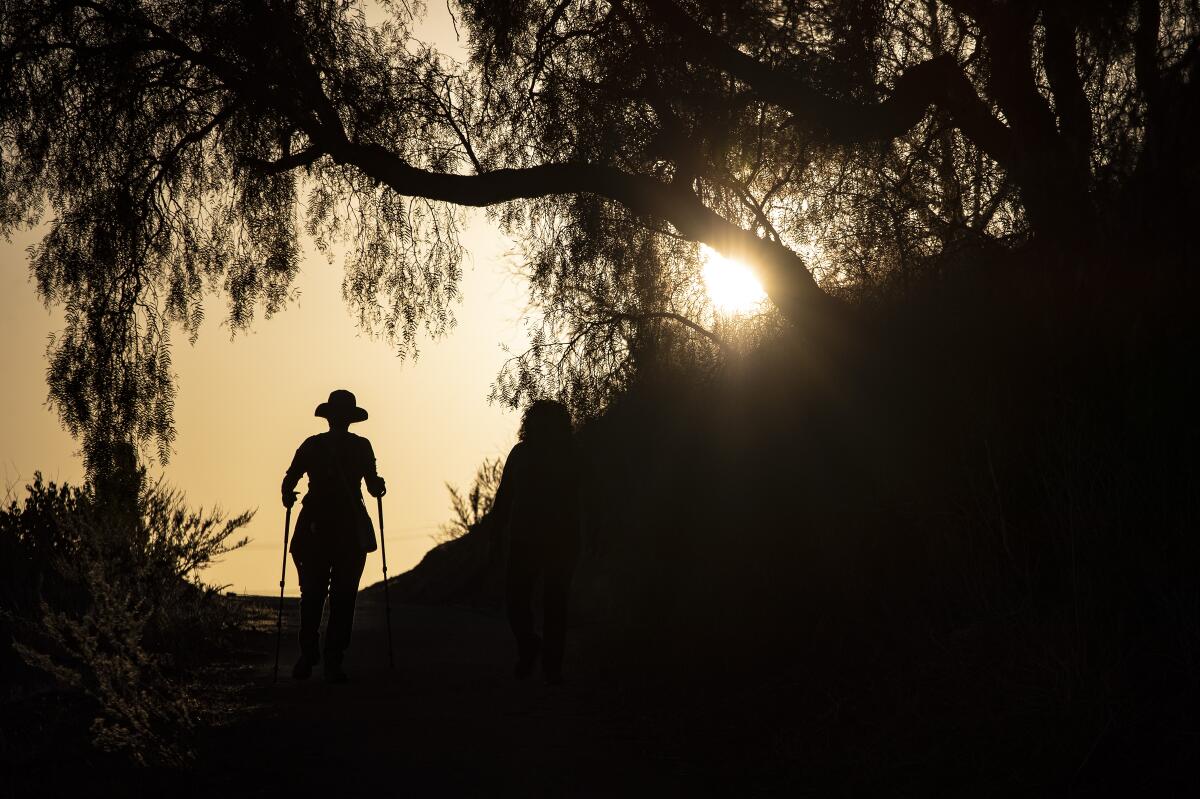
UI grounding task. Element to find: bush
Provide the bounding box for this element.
[439,457,503,542]
[0,469,250,769]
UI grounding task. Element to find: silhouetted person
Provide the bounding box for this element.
[491,400,582,685]
[282,389,386,684]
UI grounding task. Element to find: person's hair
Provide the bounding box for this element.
[518,399,572,444]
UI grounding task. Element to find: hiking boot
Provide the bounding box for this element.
[514,635,542,680]
[292,653,318,680]
[324,663,350,684]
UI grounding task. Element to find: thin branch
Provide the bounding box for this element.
[243,147,324,175]
[602,309,729,353]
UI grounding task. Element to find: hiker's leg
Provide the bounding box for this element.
[294,551,332,663]
[506,535,540,662]
[541,541,577,680]
[324,547,367,667]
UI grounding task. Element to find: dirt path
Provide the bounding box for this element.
[192,597,694,797]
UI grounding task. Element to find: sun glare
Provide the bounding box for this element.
[701,245,768,315]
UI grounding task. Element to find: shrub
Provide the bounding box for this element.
[0,469,250,769]
[439,457,503,542]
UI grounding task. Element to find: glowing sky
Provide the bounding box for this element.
[701,245,769,315]
[2,210,533,594]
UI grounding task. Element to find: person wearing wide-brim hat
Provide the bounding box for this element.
[281,389,386,683]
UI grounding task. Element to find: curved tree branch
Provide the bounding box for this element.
[316,139,829,321]
[1043,11,1092,170]
[602,309,729,353]
[639,0,1017,172]
[243,147,323,175]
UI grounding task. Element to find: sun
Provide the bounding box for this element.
[701,245,768,315]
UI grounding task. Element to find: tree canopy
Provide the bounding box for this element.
[2,0,1197,468]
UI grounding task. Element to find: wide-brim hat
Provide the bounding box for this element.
[315,389,368,423]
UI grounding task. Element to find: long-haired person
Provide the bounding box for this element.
[491,400,582,685]
[281,389,386,683]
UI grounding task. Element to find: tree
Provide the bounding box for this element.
[2,0,1197,464]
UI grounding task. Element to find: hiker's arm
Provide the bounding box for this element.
[490,444,525,540]
[363,439,386,497]
[281,441,307,507]
[486,445,520,561]
[491,445,522,531]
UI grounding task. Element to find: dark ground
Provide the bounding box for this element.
[9,587,1195,797]
[188,596,696,798]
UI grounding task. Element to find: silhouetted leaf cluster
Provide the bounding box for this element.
[440,455,503,540]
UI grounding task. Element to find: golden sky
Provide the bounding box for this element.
[0,8,530,594]
[1,212,530,595]
[2,210,536,597]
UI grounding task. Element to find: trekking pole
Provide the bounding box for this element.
[377,495,395,669]
[272,504,292,683]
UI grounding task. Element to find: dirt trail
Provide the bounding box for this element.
[193,598,692,797]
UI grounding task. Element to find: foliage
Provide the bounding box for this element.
[0,471,251,768]
[0,472,86,572]
[439,456,504,540]
[5,1,1197,458]
[12,568,199,767]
